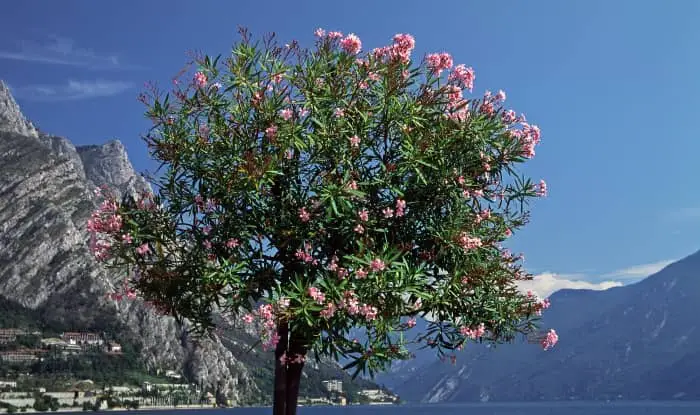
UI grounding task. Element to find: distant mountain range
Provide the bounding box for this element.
[379,249,700,402]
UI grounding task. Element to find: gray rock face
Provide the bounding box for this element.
[0,82,259,403]
[77,140,151,200]
[0,81,39,138]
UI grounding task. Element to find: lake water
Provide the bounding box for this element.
[111,401,700,415]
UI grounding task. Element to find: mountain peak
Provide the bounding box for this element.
[76,139,150,199]
[0,80,39,138]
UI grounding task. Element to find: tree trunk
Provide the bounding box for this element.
[284,336,308,415]
[271,322,308,415]
[272,323,289,415]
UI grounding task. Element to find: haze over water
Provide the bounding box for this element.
[114,402,700,415]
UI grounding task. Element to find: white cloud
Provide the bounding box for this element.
[517,257,678,298]
[600,259,674,279]
[11,80,134,101]
[517,273,623,298]
[0,35,141,70]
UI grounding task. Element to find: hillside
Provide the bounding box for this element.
[385,250,700,402]
[0,80,378,404]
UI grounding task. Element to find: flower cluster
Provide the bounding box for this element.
[87,189,122,261]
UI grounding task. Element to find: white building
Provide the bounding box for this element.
[322,379,343,393]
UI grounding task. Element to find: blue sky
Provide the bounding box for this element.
[2,0,699,295]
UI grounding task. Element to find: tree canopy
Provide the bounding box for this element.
[88,28,557,414]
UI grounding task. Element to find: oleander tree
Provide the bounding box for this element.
[88,28,558,415]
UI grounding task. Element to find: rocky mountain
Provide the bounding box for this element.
[0,80,375,403]
[385,249,700,402]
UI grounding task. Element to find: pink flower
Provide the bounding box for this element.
[242,314,255,324]
[280,108,293,121]
[541,329,559,350]
[523,123,542,144]
[340,33,362,54]
[342,291,361,315]
[358,209,369,222]
[370,258,386,272]
[480,101,495,116]
[347,180,358,190]
[535,179,547,197]
[121,233,133,244]
[328,256,339,272]
[349,135,361,148]
[299,207,311,222]
[334,107,345,118]
[194,71,208,88]
[460,323,486,339]
[382,207,394,218]
[295,243,316,264]
[449,64,475,91]
[202,239,212,249]
[504,228,512,238]
[136,243,150,256]
[355,268,368,279]
[426,52,453,76]
[354,224,365,234]
[535,298,551,316]
[457,233,482,251]
[361,304,378,321]
[406,318,417,328]
[522,140,536,158]
[502,110,516,125]
[320,302,336,319]
[327,31,343,40]
[495,89,507,102]
[226,238,240,248]
[480,209,491,220]
[395,199,406,217]
[308,287,325,304]
[265,125,278,139]
[314,28,326,38]
[389,33,416,63]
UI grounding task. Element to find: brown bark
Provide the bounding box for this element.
[272,321,309,415]
[272,323,288,415]
[284,335,308,415]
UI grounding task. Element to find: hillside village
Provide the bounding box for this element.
[0,327,398,412]
[0,329,122,363]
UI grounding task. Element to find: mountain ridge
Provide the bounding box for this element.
[385,248,700,402]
